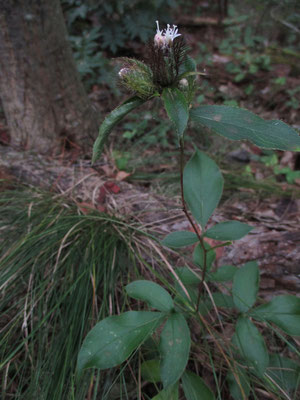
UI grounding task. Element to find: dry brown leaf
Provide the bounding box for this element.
[115,170,131,181]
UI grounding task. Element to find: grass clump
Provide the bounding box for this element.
[0,186,141,399]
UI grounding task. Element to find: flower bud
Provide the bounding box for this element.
[179,78,188,88]
[118,68,130,78]
[154,21,165,48]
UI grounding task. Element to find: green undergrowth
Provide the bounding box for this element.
[1,185,299,399]
[110,120,300,201]
[129,169,300,200]
[0,186,151,399]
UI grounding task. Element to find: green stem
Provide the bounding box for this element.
[179,138,208,311]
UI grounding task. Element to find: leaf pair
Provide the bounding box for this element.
[92,97,300,164]
[92,85,300,164]
[125,281,191,389]
[162,68,300,153]
[162,220,252,248]
[77,280,191,389]
[232,261,300,336]
[232,262,300,378]
[161,144,253,240]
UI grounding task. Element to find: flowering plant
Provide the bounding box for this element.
[78,21,300,399]
[117,21,191,100]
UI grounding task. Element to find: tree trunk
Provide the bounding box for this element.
[0,0,99,153]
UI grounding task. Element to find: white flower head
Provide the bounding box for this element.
[154,20,165,48]
[154,20,181,48]
[164,24,181,46]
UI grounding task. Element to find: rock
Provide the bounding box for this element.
[228,149,251,163]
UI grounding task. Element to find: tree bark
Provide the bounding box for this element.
[0,0,99,153]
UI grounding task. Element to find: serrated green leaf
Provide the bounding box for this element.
[162,88,189,139]
[234,316,269,376]
[251,295,300,336]
[182,370,215,400]
[77,311,162,374]
[267,354,300,392]
[141,359,161,383]
[205,221,253,241]
[161,231,199,248]
[232,261,259,312]
[208,265,237,282]
[92,96,145,163]
[183,149,224,228]
[160,313,191,388]
[190,105,300,150]
[126,280,174,312]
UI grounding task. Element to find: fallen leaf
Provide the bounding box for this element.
[98,187,107,204]
[115,170,131,181]
[104,181,121,193]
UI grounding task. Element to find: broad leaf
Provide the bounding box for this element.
[190,105,300,150]
[77,311,162,373]
[160,313,191,388]
[232,261,259,312]
[268,354,300,392]
[92,96,145,163]
[234,316,269,376]
[210,292,235,309]
[205,221,253,241]
[141,359,161,383]
[183,149,224,228]
[174,281,198,307]
[162,88,189,139]
[126,280,174,312]
[227,368,250,400]
[208,265,237,282]
[174,269,201,308]
[174,269,212,314]
[251,295,300,336]
[162,231,199,248]
[182,370,215,400]
[179,55,197,77]
[152,382,179,400]
[193,243,216,271]
[175,267,201,285]
[141,336,159,359]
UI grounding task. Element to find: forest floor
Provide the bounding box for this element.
[1,17,300,299]
[1,13,300,400]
